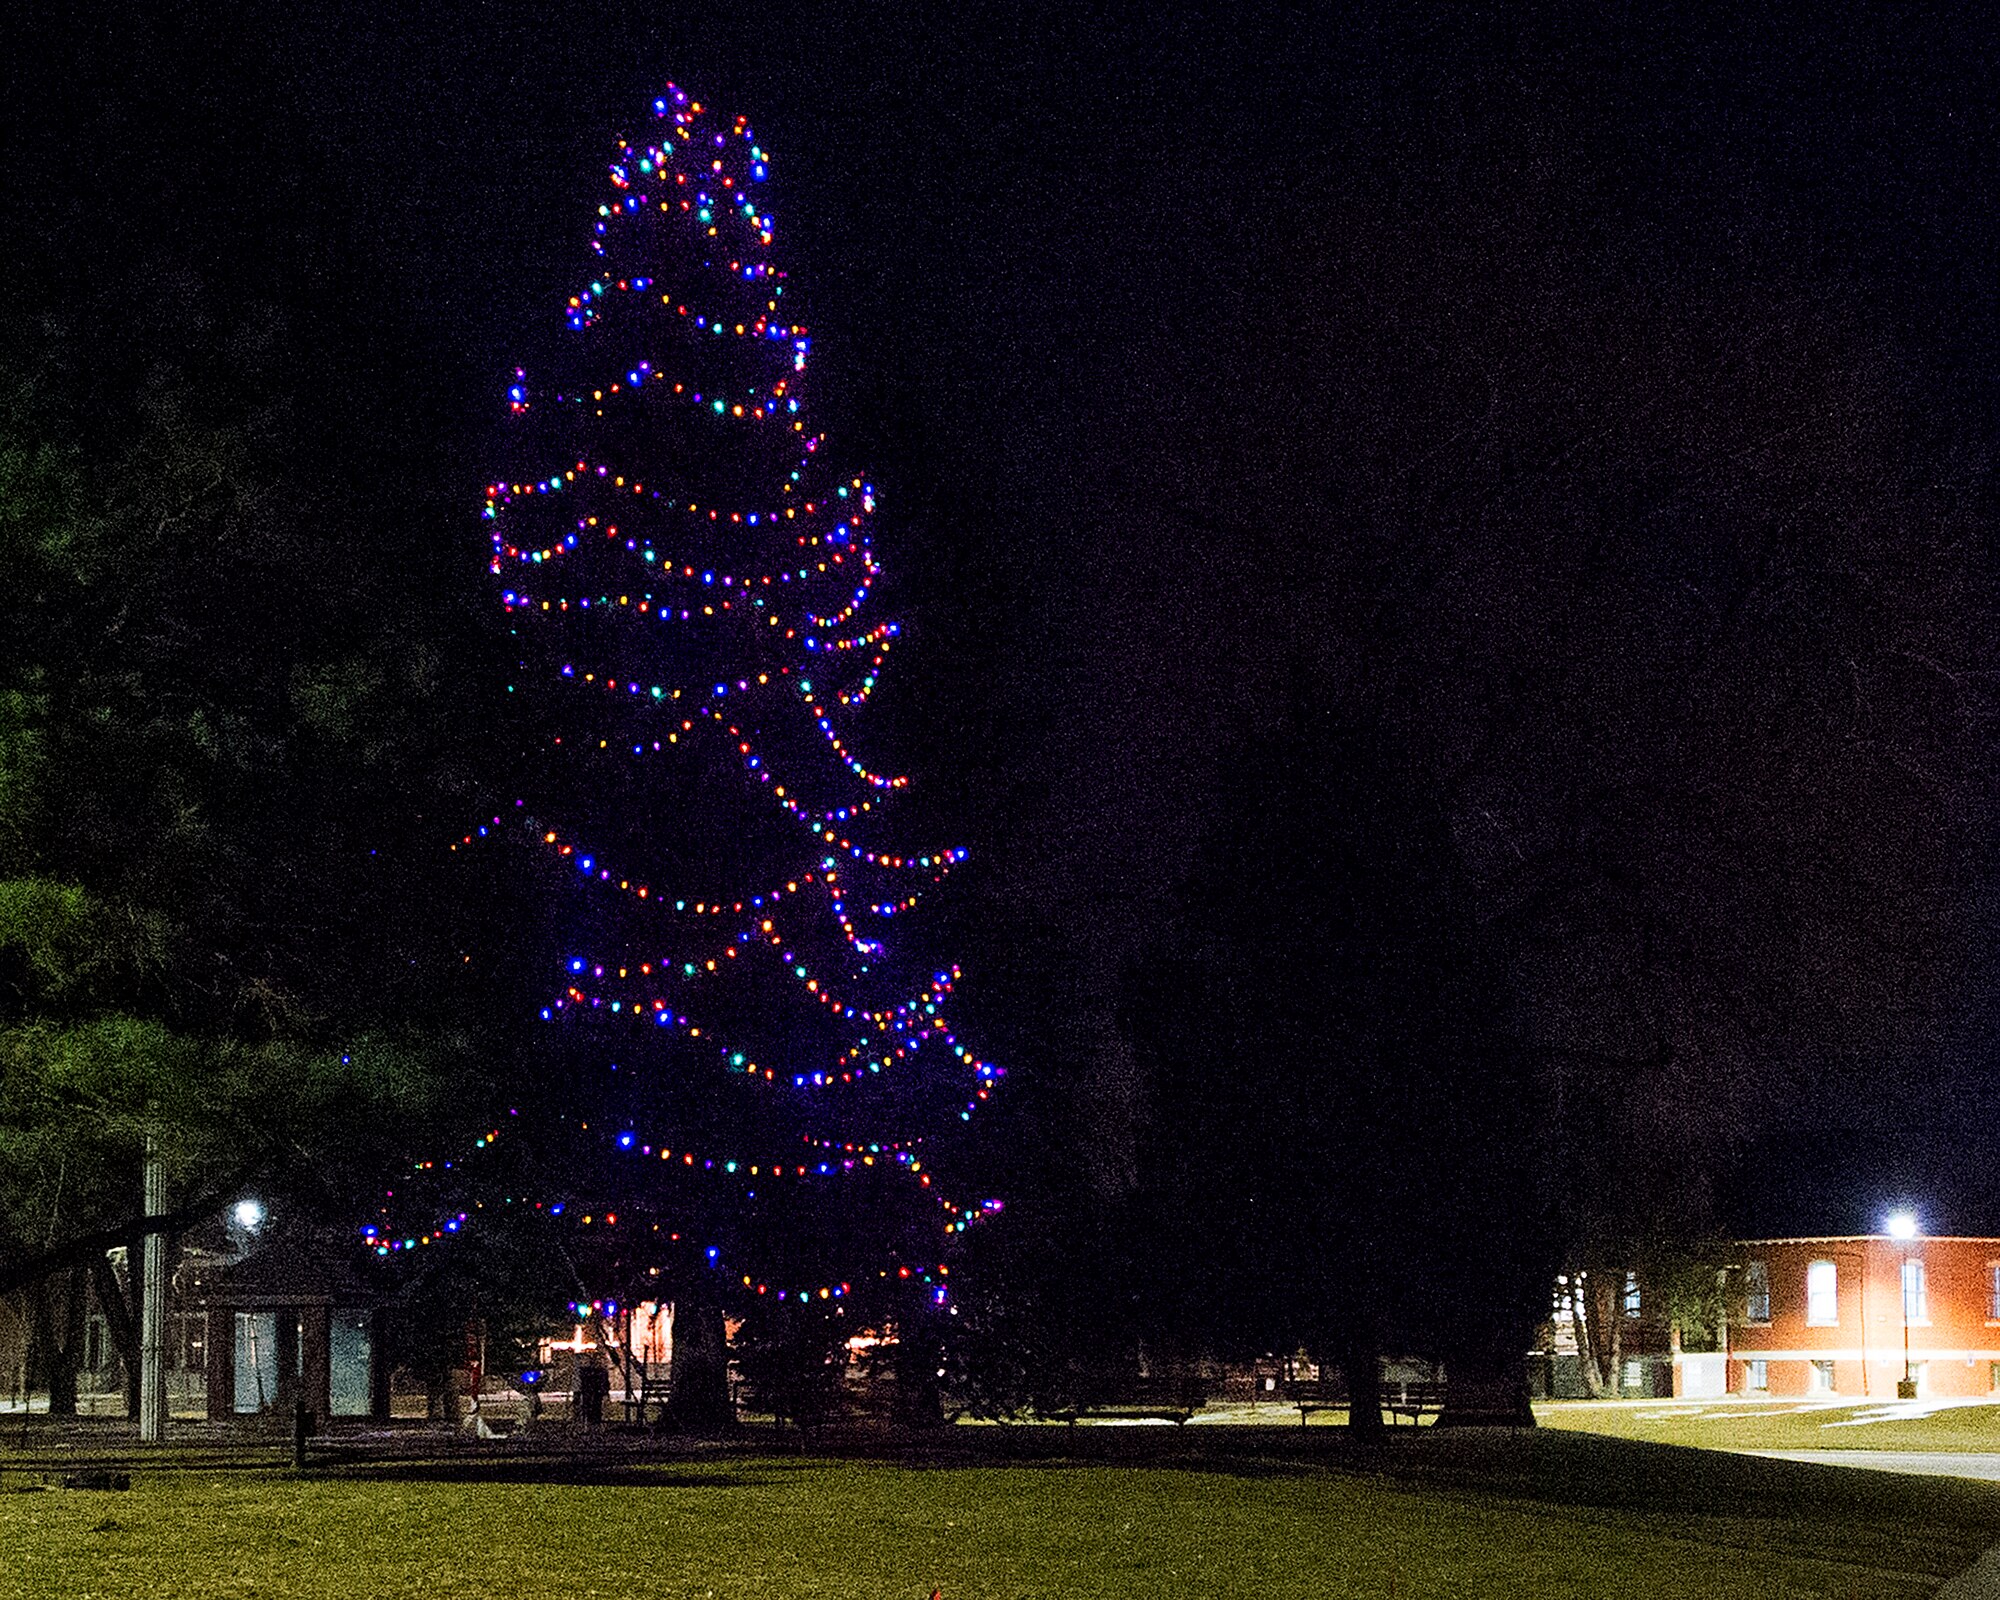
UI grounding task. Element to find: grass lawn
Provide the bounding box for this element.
[5,1428,1999,1598]
[1537,1396,2000,1454]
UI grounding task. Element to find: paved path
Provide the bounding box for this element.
[1750,1449,2000,1481]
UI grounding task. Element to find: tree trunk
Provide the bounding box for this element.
[29,1269,86,1417]
[1607,1282,1624,1395]
[89,1253,140,1420]
[1437,1312,1537,1427]
[1571,1274,1606,1398]
[425,1366,462,1423]
[893,1319,945,1427]
[1436,1353,1536,1426]
[1337,1325,1384,1440]
[666,1296,734,1433]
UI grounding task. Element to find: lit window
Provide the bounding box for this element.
[1745,1261,1771,1324]
[1810,1359,1836,1395]
[1988,1264,2000,1321]
[1806,1260,1839,1326]
[1623,1271,1641,1319]
[1746,1358,1768,1392]
[1902,1259,1928,1324]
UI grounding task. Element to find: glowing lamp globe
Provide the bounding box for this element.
[1886,1210,1919,1241]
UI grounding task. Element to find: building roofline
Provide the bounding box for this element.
[1736,1235,2000,1246]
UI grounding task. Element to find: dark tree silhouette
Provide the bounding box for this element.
[1124,160,1991,1420]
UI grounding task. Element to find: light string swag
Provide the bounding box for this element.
[384,81,1003,1306]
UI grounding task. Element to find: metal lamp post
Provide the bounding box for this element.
[137,1132,167,1442]
[1888,1210,1919,1401]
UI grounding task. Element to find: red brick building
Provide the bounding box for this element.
[1689,1235,2000,1400]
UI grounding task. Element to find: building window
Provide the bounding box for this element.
[1988,1265,2000,1321]
[1988,1361,1999,1395]
[1621,1358,1644,1394]
[235,1312,279,1415]
[1806,1260,1839,1326]
[1747,1358,1769,1392]
[1745,1261,1771,1324]
[1909,1361,1928,1396]
[330,1311,373,1417]
[1810,1359,1836,1395]
[1623,1271,1641,1319]
[1902,1258,1928,1324]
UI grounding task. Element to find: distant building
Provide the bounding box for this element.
[2,1228,382,1422]
[1696,1234,2000,1401]
[180,1234,384,1421]
[1542,1267,1676,1400]
[1539,1233,2000,1402]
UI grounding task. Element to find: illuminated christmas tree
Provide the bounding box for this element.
[471,84,1000,1423]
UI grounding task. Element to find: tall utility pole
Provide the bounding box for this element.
[137,1132,167,1441]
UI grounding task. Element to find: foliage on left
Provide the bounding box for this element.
[0,249,508,1405]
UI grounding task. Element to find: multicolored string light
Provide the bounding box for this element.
[386,81,1004,1305]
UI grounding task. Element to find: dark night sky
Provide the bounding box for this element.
[10,2,2000,1236]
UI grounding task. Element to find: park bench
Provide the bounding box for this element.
[1284,1377,1446,1425]
[1047,1402,1197,1427]
[1385,1379,1446,1424]
[1044,1377,1211,1428]
[1283,1378,1349,1425]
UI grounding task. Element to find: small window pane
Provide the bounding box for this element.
[1902,1259,1928,1323]
[1807,1260,1839,1326]
[331,1312,373,1417]
[1745,1261,1771,1323]
[235,1312,279,1415]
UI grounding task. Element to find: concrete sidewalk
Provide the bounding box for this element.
[1750,1449,2000,1481]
